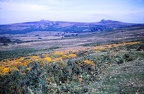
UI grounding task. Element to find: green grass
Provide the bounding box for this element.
[92,59,144,94]
[0,48,37,61]
[0,46,60,61]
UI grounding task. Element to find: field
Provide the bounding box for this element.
[0,25,144,94]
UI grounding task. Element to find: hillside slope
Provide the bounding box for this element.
[0,19,139,34]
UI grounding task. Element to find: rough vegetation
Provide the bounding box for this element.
[0,41,144,94]
[0,21,144,93]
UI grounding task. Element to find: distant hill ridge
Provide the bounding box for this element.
[0,19,143,34]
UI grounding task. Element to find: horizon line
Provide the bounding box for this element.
[0,19,144,25]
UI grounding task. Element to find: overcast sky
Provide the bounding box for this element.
[0,0,144,24]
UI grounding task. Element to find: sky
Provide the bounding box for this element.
[0,0,144,24]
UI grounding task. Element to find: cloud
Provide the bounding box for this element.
[0,2,54,11]
[0,0,65,5]
[0,0,144,24]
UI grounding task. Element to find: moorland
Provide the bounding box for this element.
[0,20,144,94]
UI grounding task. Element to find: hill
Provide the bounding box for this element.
[0,19,141,34]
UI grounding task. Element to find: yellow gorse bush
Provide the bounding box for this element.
[26,67,31,71]
[54,57,63,62]
[0,41,140,76]
[68,54,77,58]
[0,66,5,75]
[54,51,64,56]
[1,67,10,75]
[61,55,68,59]
[83,60,95,66]
[44,57,52,62]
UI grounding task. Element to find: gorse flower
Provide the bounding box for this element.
[54,51,64,56]
[0,41,140,76]
[68,54,77,58]
[44,57,52,62]
[83,60,95,66]
[1,67,10,75]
